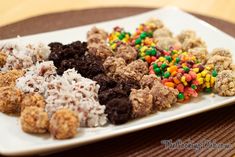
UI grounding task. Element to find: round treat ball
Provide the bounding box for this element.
[129,88,153,118]
[188,47,208,64]
[87,27,108,41]
[210,48,232,58]
[156,37,181,50]
[0,86,23,114]
[206,55,233,72]
[0,69,24,87]
[140,74,161,89]
[150,81,178,110]
[49,108,79,139]
[181,37,206,51]
[214,70,235,96]
[20,106,49,134]
[93,74,117,92]
[146,18,164,31]
[87,34,106,45]
[21,93,46,112]
[0,51,7,67]
[177,30,196,43]
[153,27,172,39]
[88,43,113,61]
[105,97,132,124]
[103,56,126,74]
[115,44,138,63]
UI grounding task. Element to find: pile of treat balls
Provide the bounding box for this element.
[0,18,234,140]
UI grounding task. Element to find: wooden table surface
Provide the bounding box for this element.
[0,0,235,27]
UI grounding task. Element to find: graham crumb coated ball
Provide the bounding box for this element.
[0,51,7,67]
[20,106,49,134]
[115,44,138,63]
[105,97,132,124]
[210,48,232,58]
[49,108,79,139]
[153,27,173,39]
[88,43,113,61]
[103,56,126,74]
[177,30,196,43]
[129,88,153,118]
[214,70,235,96]
[206,55,233,72]
[140,74,161,89]
[146,18,164,31]
[0,86,23,114]
[21,93,46,112]
[182,37,206,51]
[156,37,181,50]
[87,27,108,41]
[0,69,24,87]
[188,47,208,65]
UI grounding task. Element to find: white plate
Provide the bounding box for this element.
[1,7,235,156]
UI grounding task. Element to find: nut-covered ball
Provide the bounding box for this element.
[103,56,126,74]
[0,69,24,87]
[0,86,23,114]
[88,43,113,61]
[188,47,208,64]
[87,27,108,41]
[0,51,7,67]
[49,108,79,139]
[20,106,49,133]
[210,48,232,58]
[115,44,137,63]
[182,37,206,51]
[177,30,196,43]
[153,27,172,39]
[21,93,46,112]
[129,88,153,118]
[146,18,164,31]
[140,74,161,89]
[156,37,181,50]
[214,70,235,96]
[206,55,233,72]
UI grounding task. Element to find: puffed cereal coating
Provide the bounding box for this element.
[210,48,232,58]
[129,88,153,118]
[146,18,164,31]
[182,37,206,51]
[206,55,233,72]
[177,30,196,43]
[156,37,181,50]
[188,47,208,64]
[21,93,46,112]
[115,44,138,63]
[20,106,49,134]
[153,27,173,38]
[214,70,235,96]
[49,108,79,139]
[0,69,24,87]
[0,86,23,114]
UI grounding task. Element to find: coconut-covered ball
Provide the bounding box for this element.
[49,108,79,139]
[21,93,46,112]
[214,70,235,96]
[153,27,172,39]
[156,37,181,50]
[20,106,49,134]
[88,43,113,61]
[150,81,178,110]
[115,44,138,63]
[140,74,161,89]
[0,69,24,87]
[177,30,196,43]
[129,88,153,118]
[181,37,206,51]
[206,55,233,72]
[188,47,208,64]
[0,86,23,114]
[0,51,7,67]
[105,97,132,124]
[210,48,232,58]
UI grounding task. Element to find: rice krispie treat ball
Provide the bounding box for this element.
[129,88,153,118]
[115,44,138,63]
[210,48,232,58]
[153,27,173,38]
[188,47,208,64]
[206,55,233,72]
[145,18,164,31]
[140,74,161,89]
[21,93,46,112]
[156,37,182,50]
[20,106,49,134]
[103,56,126,75]
[214,70,235,96]
[87,27,108,41]
[105,97,132,124]
[181,37,206,51]
[0,86,23,114]
[0,69,24,87]
[49,108,79,139]
[88,43,113,61]
[0,52,7,67]
[177,30,196,43]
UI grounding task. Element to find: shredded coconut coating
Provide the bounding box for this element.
[88,43,113,61]
[188,47,208,64]
[87,27,108,41]
[0,69,24,87]
[156,37,181,50]
[182,37,206,51]
[146,18,164,31]
[0,86,23,115]
[0,52,7,67]
[153,27,173,39]
[206,55,233,72]
[214,70,235,96]
[49,108,79,139]
[140,74,161,89]
[150,81,178,110]
[177,30,196,43]
[210,48,232,58]
[115,44,138,63]
[21,93,46,112]
[20,106,49,134]
[129,88,153,118]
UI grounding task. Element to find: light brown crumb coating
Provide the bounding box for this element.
[206,55,233,72]
[210,48,232,58]
[115,44,137,63]
[140,74,161,89]
[87,27,108,41]
[0,69,24,87]
[153,27,172,39]
[177,30,196,43]
[182,37,206,51]
[103,56,126,75]
[156,37,181,50]
[21,93,46,112]
[0,86,23,114]
[88,43,113,61]
[49,108,79,139]
[188,47,208,64]
[0,51,7,67]
[129,88,153,118]
[146,18,164,31]
[214,70,235,96]
[20,106,49,134]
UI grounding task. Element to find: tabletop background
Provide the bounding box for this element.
[1,0,235,27]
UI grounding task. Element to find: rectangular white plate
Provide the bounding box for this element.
[1,7,235,156]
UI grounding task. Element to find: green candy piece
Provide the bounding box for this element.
[161,63,167,69]
[183,67,190,73]
[175,57,180,63]
[145,49,152,55]
[164,71,170,78]
[147,32,153,37]
[178,93,185,100]
[153,63,158,69]
[154,67,161,74]
[165,56,172,62]
[140,32,147,39]
[118,35,125,40]
[150,49,157,56]
[212,70,218,77]
[205,88,212,93]
[191,84,197,89]
[135,38,142,45]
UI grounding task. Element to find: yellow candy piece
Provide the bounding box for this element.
[197,73,201,78]
[181,76,187,86]
[111,43,117,50]
[205,74,211,82]
[210,77,215,86]
[201,70,208,77]
[193,68,199,73]
[206,82,211,88]
[159,57,165,62]
[140,46,148,52]
[198,78,204,85]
